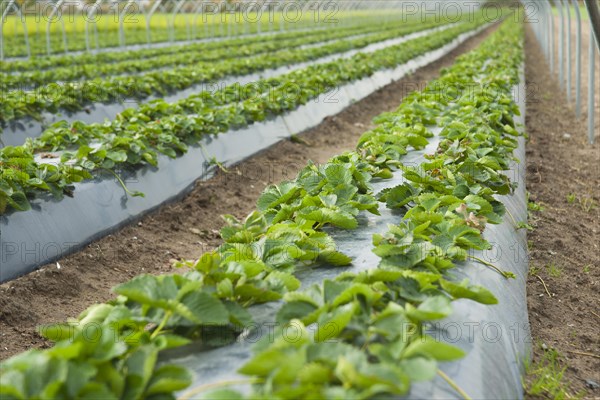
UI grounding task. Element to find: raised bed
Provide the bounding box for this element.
[170,70,530,400]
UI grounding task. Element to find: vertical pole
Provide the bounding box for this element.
[555,0,565,89]
[192,1,202,39]
[16,2,30,59]
[218,0,224,37]
[46,0,65,56]
[94,19,99,51]
[548,0,555,74]
[564,0,571,102]
[170,0,185,43]
[0,0,17,61]
[571,0,582,117]
[536,2,548,60]
[146,0,163,45]
[119,0,136,48]
[61,9,67,54]
[589,29,596,143]
[534,0,542,45]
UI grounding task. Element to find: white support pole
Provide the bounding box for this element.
[548,0,555,74]
[563,0,572,102]
[588,27,597,144]
[118,0,137,48]
[145,0,164,45]
[46,0,65,56]
[170,0,186,43]
[85,0,103,53]
[571,0,582,117]
[0,0,15,60]
[191,1,203,39]
[555,0,565,89]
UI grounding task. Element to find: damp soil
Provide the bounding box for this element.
[0,24,501,360]
[524,25,600,398]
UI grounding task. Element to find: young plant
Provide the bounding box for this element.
[524,345,585,400]
[546,262,563,278]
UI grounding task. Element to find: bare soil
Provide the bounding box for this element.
[524,25,600,398]
[0,24,501,360]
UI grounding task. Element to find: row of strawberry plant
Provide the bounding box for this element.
[0,16,459,125]
[0,16,490,215]
[32,18,479,153]
[2,12,397,72]
[1,22,400,89]
[0,25,337,72]
[216,19,524,399]
[1,13,332,59]
[0,17,523,400]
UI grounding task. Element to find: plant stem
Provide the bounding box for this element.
[178,378,260,400]
[101,168,144,197]
[505,207,518,227]
[437,369,472,400]
[469,255,516,279]
[199,144,229,173]
[150,310,172,340]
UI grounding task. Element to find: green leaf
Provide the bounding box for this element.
[439,279,498,305]
[403,335,465,361]
[324,164,352,186]
[145,364,192,396]
[122,345,158,399]
[113,274,178,308]
[8,192,30,211]
[277,301,319,325]
[315,302,357,342]
[398,357,437,381]
[223,301,253,327]
[406,296,452,321]
[300,208,357,229]
[106,150,127,163]
[380,183,416,209]
[297,363,332,384]
[318,249,352,266]
[178,291,230,325]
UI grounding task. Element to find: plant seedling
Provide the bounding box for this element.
[582,265,590,273]
[524,345,585,400]
[546,262,562,278]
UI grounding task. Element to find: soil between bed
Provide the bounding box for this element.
[0,25,501,360]
[524,27,600,398]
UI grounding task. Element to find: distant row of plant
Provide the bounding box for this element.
[0,17,523,399]
[0,17,453,125]
[2,11,341,59]
[0,15,490,215]
[1,25,329,72]
[1,22,399,87]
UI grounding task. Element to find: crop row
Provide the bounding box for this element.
[2,13,332,59]
[0,17,453,125]
[0,15,490,215]
[225,20,524,399]
[0,17,523,400]
[1,25,334,72]
[1,22,399,88]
